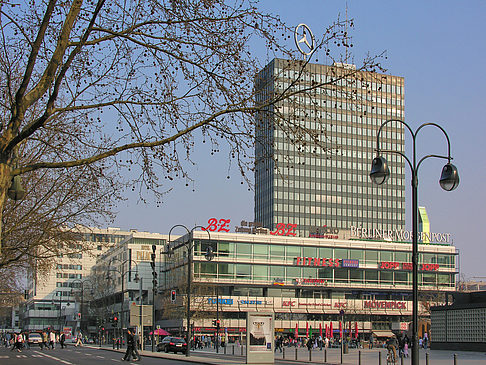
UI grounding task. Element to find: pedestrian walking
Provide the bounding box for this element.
[75,332,83,347]
[41,331,49,350]
[60,333,66,349]
[49,331,56,349]
[122,329,140,361]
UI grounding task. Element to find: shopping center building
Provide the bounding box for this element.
[161,226,457,340]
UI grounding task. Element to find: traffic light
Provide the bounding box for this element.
[170,290,176,303]
[212,320,217,326]
[113,316,118,327]
[216,319,220,329]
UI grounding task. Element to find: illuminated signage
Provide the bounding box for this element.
[239,300,263,305]
[203,218,231,232]
[207,298,233,305]
[270,223,297,236]
[364,301,406,310]
[309,226,339,239]
[235,220,269,234]
[380,262,439,271]
[350,226,451,244]
[295,278,328,285]
[342,259,359,268]
[295,257,341,267]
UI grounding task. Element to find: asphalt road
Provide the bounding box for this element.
[0,345,197,365]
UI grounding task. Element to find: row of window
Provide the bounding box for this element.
[56,281,83,288]
[56,264,83,270]
[192,263,454,287]
[192,241,455,266]
[56,273,82,279]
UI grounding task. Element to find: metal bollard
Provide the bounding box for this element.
[232,344,234,355]
[295,347,298,361]
[241,344,243,356]
[283,347,285,359]
[379,351,382,365]
[359,350,361,365]
[325,348,327,363]
[224,344,227,355]
[454,353,457,365]
[426,352,429,365]
[401,354,404,365]
[309,348,312,362]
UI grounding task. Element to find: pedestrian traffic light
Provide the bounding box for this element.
[170,290,176,303]
[212,320,217,326]
[216,319,220,329]
[113,316,118,326]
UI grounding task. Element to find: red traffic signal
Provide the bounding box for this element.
[114,316,118,321]
[170,290,176,303]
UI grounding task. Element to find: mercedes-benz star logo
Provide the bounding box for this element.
[294,23,315,56]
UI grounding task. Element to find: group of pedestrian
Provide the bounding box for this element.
[122,328,141,362]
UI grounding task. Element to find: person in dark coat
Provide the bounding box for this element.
[122,329,140,361]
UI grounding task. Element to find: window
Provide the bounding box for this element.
[236,264,251,279]
[253,244,269,260]
[253,265,268,280]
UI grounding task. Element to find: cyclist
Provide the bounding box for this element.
[386,335,398,363]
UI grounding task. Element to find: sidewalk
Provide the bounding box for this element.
[69,343,486,365]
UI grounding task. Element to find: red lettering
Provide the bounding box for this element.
[203,218,218,231]
[296,257,302,265]
[270,223,286,236]
[314,258,321,266]
[334,259,340,267]
[286,224,297,236]
[217,219,231,232]
[402,263,413,270]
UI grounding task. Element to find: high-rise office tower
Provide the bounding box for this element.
[255,58,405,237]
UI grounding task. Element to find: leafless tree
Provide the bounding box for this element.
[0,0,383,278]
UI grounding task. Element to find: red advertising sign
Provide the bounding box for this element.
[202,218,231,232]
[295,257,341,267]
[363,301,406,310]
[270,223,297,236]
[380,262,440,271]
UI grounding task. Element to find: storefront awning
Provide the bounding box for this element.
[372,331,395,338]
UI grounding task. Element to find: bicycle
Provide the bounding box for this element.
[386,346,397,364]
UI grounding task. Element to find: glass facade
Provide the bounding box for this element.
[163,237,457,292]
[255,59,405,237]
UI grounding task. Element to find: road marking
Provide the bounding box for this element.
[17,354,27,358]
[0,356,8,359]
[32,354,43,357]
[33,350,73,365]
[96,355,104,358]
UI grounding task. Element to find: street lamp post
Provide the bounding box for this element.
[71,279,94,335]
[106,258,139,346]
[134,274,144,351]
[370,119,459,365]
[204,246,219,353]
[167,225,211,357]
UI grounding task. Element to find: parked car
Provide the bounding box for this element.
[28,332,42,345]
[156,336,187,354]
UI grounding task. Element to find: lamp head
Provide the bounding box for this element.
[439,163,459,191]
[369,156,390,185]
[134,273,140,283]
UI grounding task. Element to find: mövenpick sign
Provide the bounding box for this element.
[350,226,452,244]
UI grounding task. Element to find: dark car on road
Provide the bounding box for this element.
[156,336,187,354]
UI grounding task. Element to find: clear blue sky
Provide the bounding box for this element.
[114,1,486,279]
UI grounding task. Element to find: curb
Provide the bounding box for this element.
[67,343,243,364]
